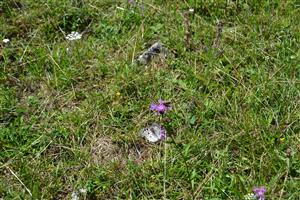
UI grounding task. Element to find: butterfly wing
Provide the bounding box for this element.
[140,124,161,143]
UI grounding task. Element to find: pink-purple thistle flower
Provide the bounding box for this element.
[150,99,171,115]
[253,186,266,200]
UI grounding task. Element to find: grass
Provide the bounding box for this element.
[1,0,300,199]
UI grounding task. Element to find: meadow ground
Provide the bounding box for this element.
[1,0,300,199]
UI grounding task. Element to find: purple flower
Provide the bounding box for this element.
[253,186,266,200]
[160,126,166,140]
[150,99,171,115]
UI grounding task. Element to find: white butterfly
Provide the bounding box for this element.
[137,42,167,65]
[139,124,162,143]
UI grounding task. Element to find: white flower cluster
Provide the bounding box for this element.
[71,188,87,200]
[65,31,82,41]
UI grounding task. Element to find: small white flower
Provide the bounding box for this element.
[65,31,82,41]
[3,38,10,43]
[79,188,87,193]
[189,8,194,13]
[71,192,79,200]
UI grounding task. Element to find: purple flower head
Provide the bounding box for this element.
[160,126,166,140]
[253,186,266,200]
[150,99,171,115]
[128,0,135,4]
